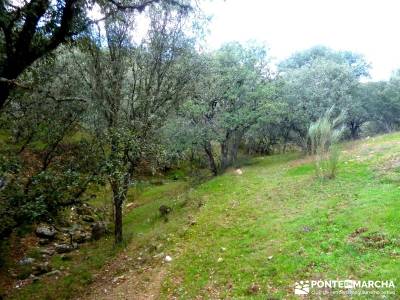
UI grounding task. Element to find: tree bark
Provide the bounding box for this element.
[204,141,218,176]
[229,131,243,165]
[349,121,360,140]
[220,141,229,170]
[113,195,123,244]
[0,81,10,109]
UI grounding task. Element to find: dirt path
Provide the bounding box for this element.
[86,267,166,300]
[80,256,167,300]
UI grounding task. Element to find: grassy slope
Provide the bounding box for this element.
[8,132,400,299]
[160,133,400,299]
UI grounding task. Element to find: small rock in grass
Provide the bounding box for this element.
[112,275,125,284]
[164,255,172,262]
[268,256,273,260]
[217,257,223,263]
[38,238,50,245]
[29,274,40,282]
[32,262,52,275]
[235,169,243,175]
[19,257,35,265]
[40,248,55,256]
[55,243,76,254]
[44,270,62,277]
[82,215,95,223]
[153,252,164,259]
[248,283,260,294]
[60,254,72,261]
[126,202,135,209]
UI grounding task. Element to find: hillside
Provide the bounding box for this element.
[7,132,400,299]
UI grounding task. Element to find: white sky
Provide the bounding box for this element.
[201,0,400,81]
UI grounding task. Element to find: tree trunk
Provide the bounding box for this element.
[0,81,10,110]
[349,121,360,140]
[114,195,123,244]
[220,131,231,170]
[220,140,229,170]
[229,132,243,165]
[204,141,218,176]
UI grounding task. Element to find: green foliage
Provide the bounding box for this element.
[279,46,369,148]
[164,41,275,174]
[308,107,345,179]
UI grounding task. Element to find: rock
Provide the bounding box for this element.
[76,204,93,216]
[267,256,273,260]
[164,255,172,262]
[153,252,164,259]
[112,275,125,284]
[248,283,260,294]
[29,274,40,282]
[159,205,172,222]
[39,248,55,256]
[217,257,223,263]
[126,202,135,209]
[91,222,107,240]
[35,224,56,239]
[32,262,52,275]
[82,215,95,223]
[159,205,172,215]
[44,270,62,277]
[59,227,71,233]
[19,257,35,265]
[235,168,243,175]
[188,216,197,226]
[72,231,88,243]
[55,243,77,254]
[60,254,72,261]
[0,177,5,189]
[38,238,50,245]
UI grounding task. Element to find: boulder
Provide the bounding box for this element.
[35,224,57,239]
[91,222,107,240]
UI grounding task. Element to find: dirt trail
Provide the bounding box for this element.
[82,262,166,300]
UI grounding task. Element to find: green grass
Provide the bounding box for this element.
[8,132,400,299]
[159,133,400,299]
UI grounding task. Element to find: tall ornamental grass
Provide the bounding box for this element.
[308,107,345,179]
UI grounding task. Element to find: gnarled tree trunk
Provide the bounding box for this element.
[204,141,218,176]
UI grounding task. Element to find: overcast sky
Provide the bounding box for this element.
[201,0,400,81]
